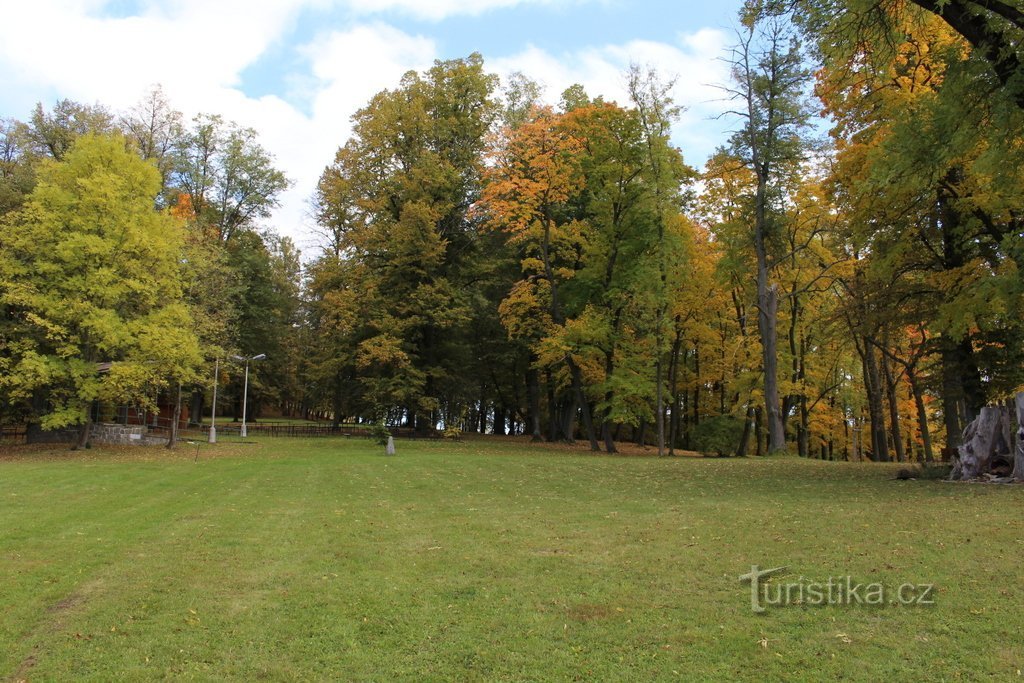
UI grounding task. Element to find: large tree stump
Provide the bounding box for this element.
[952,406,1006,480]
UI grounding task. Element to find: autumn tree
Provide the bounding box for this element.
[121,85,183,203]
[313,54,500,428]
[0,134,202,447]
[721,0,814,453]
[793,0,1024,109]
[807,0,1024,454]
[172,114,289,242]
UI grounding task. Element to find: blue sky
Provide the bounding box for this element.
[0,0,746,249]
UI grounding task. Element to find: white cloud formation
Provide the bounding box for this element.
[345,0,574,21]
[0,0,733,255]
[489,28,734,167]
[0,2,439,251]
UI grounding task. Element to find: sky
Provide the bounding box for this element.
[0,0,746,254]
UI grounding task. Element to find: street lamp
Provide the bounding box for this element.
[231,353,266,438]
[208,358,220,444]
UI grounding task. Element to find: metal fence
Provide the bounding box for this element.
[0,421,443,445]
[0,426,27,444]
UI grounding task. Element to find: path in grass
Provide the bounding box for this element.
[0,438,1021,681]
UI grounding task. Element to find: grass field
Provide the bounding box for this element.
[1,437,1021,681]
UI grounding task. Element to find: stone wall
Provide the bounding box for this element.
[91,423,165,447]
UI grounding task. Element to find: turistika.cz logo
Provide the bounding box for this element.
[739,565,936,613]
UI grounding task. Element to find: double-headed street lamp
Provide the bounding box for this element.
[209,358,220,444]
[231,353,266,438]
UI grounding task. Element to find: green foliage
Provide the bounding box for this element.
[0,133,202,429]
[691,415,746,456]
[172,114,290,242]
[311,53,501,423]
[21,99,115,160]
[369,421,391,446]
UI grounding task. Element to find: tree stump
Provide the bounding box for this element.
[950,393,1024,481]
[952,406,1006,480]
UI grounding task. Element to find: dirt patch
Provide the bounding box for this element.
[10,652,38,682]
[566,603,614,622]
[46,594,84,615]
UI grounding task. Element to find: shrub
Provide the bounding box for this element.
[369,422,391,446]
[692,415,744,457]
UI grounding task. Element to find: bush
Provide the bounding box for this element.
[369,422,391,446]
[443,426,462,441]
[692,415,744,457]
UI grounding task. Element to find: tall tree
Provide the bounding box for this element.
[314,54,500,428]
[121,85,183,203]
[172,115,289,242]
[722,1,813,453]
[19,99,115,161]
[0,134,201,447]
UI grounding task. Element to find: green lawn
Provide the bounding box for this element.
[1,438,1021,681]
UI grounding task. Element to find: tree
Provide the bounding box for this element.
[172,115,289,242]
[20,99,115,160]
[314,54,500,428]
[808,0,1024,454]
[721,1,814,453]
[0,118,35,216]
[0,134,202,447]
[482,104,599,448]
[793,0,1024,108]
[121,85,183,203]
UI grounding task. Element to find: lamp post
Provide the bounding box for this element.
[208,358,219,444]
[231,353,266,438]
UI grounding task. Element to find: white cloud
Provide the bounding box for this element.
[0,1,733,255]
[489,28,734,166]
[0,2,438,252]
[345,0,581,21]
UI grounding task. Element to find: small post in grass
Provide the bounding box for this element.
[386,436,395,456]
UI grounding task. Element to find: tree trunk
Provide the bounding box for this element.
[907,368,934,463]
[167,383,182,449]
[754,406,764,457]
[189,390,204,427]
[527,361,543,442]
[655,359,664,456]
[797,397,809,458]
[861,342,889,462]
[692,347,701,431]
[757,281,786,453]
[1014,393,1024,482]
[567,359,599,451]
[736,406,755,457]
[880,350,906,463]
[667,326,683,455]
[602,422,617,453]
[74,419,92,451]
[559,393,577,444]
[546,370,558,442]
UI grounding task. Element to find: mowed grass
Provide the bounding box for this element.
[0,438,1021,682]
